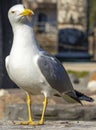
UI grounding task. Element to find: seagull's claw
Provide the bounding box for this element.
[38,119,44,125]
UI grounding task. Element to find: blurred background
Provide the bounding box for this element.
[0,0,96,122]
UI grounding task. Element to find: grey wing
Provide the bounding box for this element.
[37,52,74,94]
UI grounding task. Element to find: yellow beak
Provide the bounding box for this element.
[21,9,34,16]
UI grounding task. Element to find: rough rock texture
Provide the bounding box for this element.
[0,121,96,130]
[57,0,87,28]
[4,103,96,121]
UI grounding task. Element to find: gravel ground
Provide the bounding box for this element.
[0,120,96,130]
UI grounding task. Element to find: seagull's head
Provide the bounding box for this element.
[8,4,34,26]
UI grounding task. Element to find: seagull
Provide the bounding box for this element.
[5,4,94,125]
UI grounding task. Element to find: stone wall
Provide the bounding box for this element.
[57,0,87,30]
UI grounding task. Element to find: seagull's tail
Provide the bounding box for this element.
[61,90,94,105]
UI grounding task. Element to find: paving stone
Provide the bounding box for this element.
[4,104,96,121]
[0,120,96,130]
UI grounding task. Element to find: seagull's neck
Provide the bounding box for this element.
[11,21,40,55]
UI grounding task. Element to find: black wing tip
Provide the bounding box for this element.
[75,90,94,102]
[80,96,94,102]
[89,97,94,102]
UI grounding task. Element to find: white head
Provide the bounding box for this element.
[8,4,34,26]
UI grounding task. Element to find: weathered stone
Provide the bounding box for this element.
[57,0,87,27]
[4,104,96,121]
[0,120,96,130]
[5,104,58,121]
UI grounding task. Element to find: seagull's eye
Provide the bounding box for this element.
[11,11,15,14]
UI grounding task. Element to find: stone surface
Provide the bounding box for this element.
[57,0,87,28]
[0,120,96,130]
[4,103,96,121]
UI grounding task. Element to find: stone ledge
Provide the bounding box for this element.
[0,120,96,130]
[4,104,96,121]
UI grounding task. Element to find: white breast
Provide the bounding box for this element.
[8,54,42,92]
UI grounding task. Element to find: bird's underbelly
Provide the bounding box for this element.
[8,61,45,94]
[8,60,55,96]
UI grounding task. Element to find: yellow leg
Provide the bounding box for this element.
[39,97,48,125]
[27,94,34,122]
[14,94,48,126]
[15,93,38,126]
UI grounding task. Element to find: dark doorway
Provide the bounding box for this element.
[37,13,47,33]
